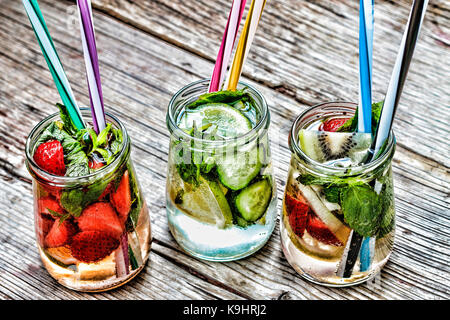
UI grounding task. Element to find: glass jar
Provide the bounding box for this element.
[26,109,152,292]
[166,79,277,261]
[281,102,396,286]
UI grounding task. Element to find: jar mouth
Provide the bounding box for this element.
[25,108,130,185]
[166,79,270,148]
[289,101,396,174]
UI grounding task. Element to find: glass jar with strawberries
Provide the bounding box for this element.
[281,102,396,286]
[25,105,151,292]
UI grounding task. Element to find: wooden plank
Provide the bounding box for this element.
[0,0,448,300]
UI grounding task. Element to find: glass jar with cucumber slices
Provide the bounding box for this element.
[281,102,396,286]
[26,108,151,292]
[166,79,277,261]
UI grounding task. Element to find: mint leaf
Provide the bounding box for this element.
[323,185,342,203]
[96,123,112,147]
[186,90,253,109]
[341,184,382,237]
[60,178,110,217]
[56,103,78,135]
[337,101,384,133]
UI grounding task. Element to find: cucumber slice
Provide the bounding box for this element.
[217,148,262,190]
[177,176,233,228]
[298,129,371,164]
[178,103,252,138]
[235,179,272,222]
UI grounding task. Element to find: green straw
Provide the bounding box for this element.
[23,0,85,130]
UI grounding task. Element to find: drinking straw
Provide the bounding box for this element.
[77,0,106,133]
[226,0,267,90]
[368,0,429,161]
[23,0,85,130]
[357,0,374,134]
[358,0,375,273]
[342,0,429,278]
[209,0,247,93]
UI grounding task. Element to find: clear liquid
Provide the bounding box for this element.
[166,195,277,261]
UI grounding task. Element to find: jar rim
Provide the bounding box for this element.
[166,79,270,147]
[25,108,130,185]
[289,101,396,174]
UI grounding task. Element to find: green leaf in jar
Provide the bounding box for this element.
[341,184,382,237]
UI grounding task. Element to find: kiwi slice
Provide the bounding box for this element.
[298,130,372,164]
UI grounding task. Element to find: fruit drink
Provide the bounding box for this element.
[281,102,395,286]
[166,80,277,261]
[26,106,151,291]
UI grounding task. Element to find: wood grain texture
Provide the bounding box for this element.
[0,0,448,300]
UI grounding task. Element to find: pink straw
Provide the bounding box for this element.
[209,0,247,92]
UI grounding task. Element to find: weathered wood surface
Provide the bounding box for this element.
[0,0,448,300]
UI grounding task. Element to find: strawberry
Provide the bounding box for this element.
[306,212,343,246]
[285,193,309,237]
[77,202,124,239]
[318,118,350,132]
[36,213,54,247]
[44,219,77,248]
[33,140,66,176]
[70,230,119,263]
[38,197,64,218]
[89,159,105,170]
[111,170,132,224]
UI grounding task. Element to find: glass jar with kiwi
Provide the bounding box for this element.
[281,102,396,287]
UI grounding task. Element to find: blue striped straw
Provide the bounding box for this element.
[368,0,429,161]
[358,0,375,272]
[358,0,374,134]
[339,0,375,278]
[23,0,85,130]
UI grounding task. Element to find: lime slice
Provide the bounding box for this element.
[178,103,252,138]
[177,176,233,228]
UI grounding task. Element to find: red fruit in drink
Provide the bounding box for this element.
[77,202,124,239]
[70,230,119,263]
[111,171,132,224]
[306,212,343,246]
[44,219,77,248]
[318,118,349,132]
[33,140,66,176]
[285,193,309,237]
[38,197,64,218]
[89,159,105,170]
[36,214,54,246]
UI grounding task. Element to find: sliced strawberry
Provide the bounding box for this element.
[44,219,77,248]
[111,170,132,224]
[77,202,124,239]
[33,140,66,176]
[36,213,54,247]
[38,197,64,218]
[306,212,343,246]
[285,193,309,237]
[318,118,350,132]
[70,230,119,263]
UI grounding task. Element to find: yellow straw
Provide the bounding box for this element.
[227,0,266,90]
